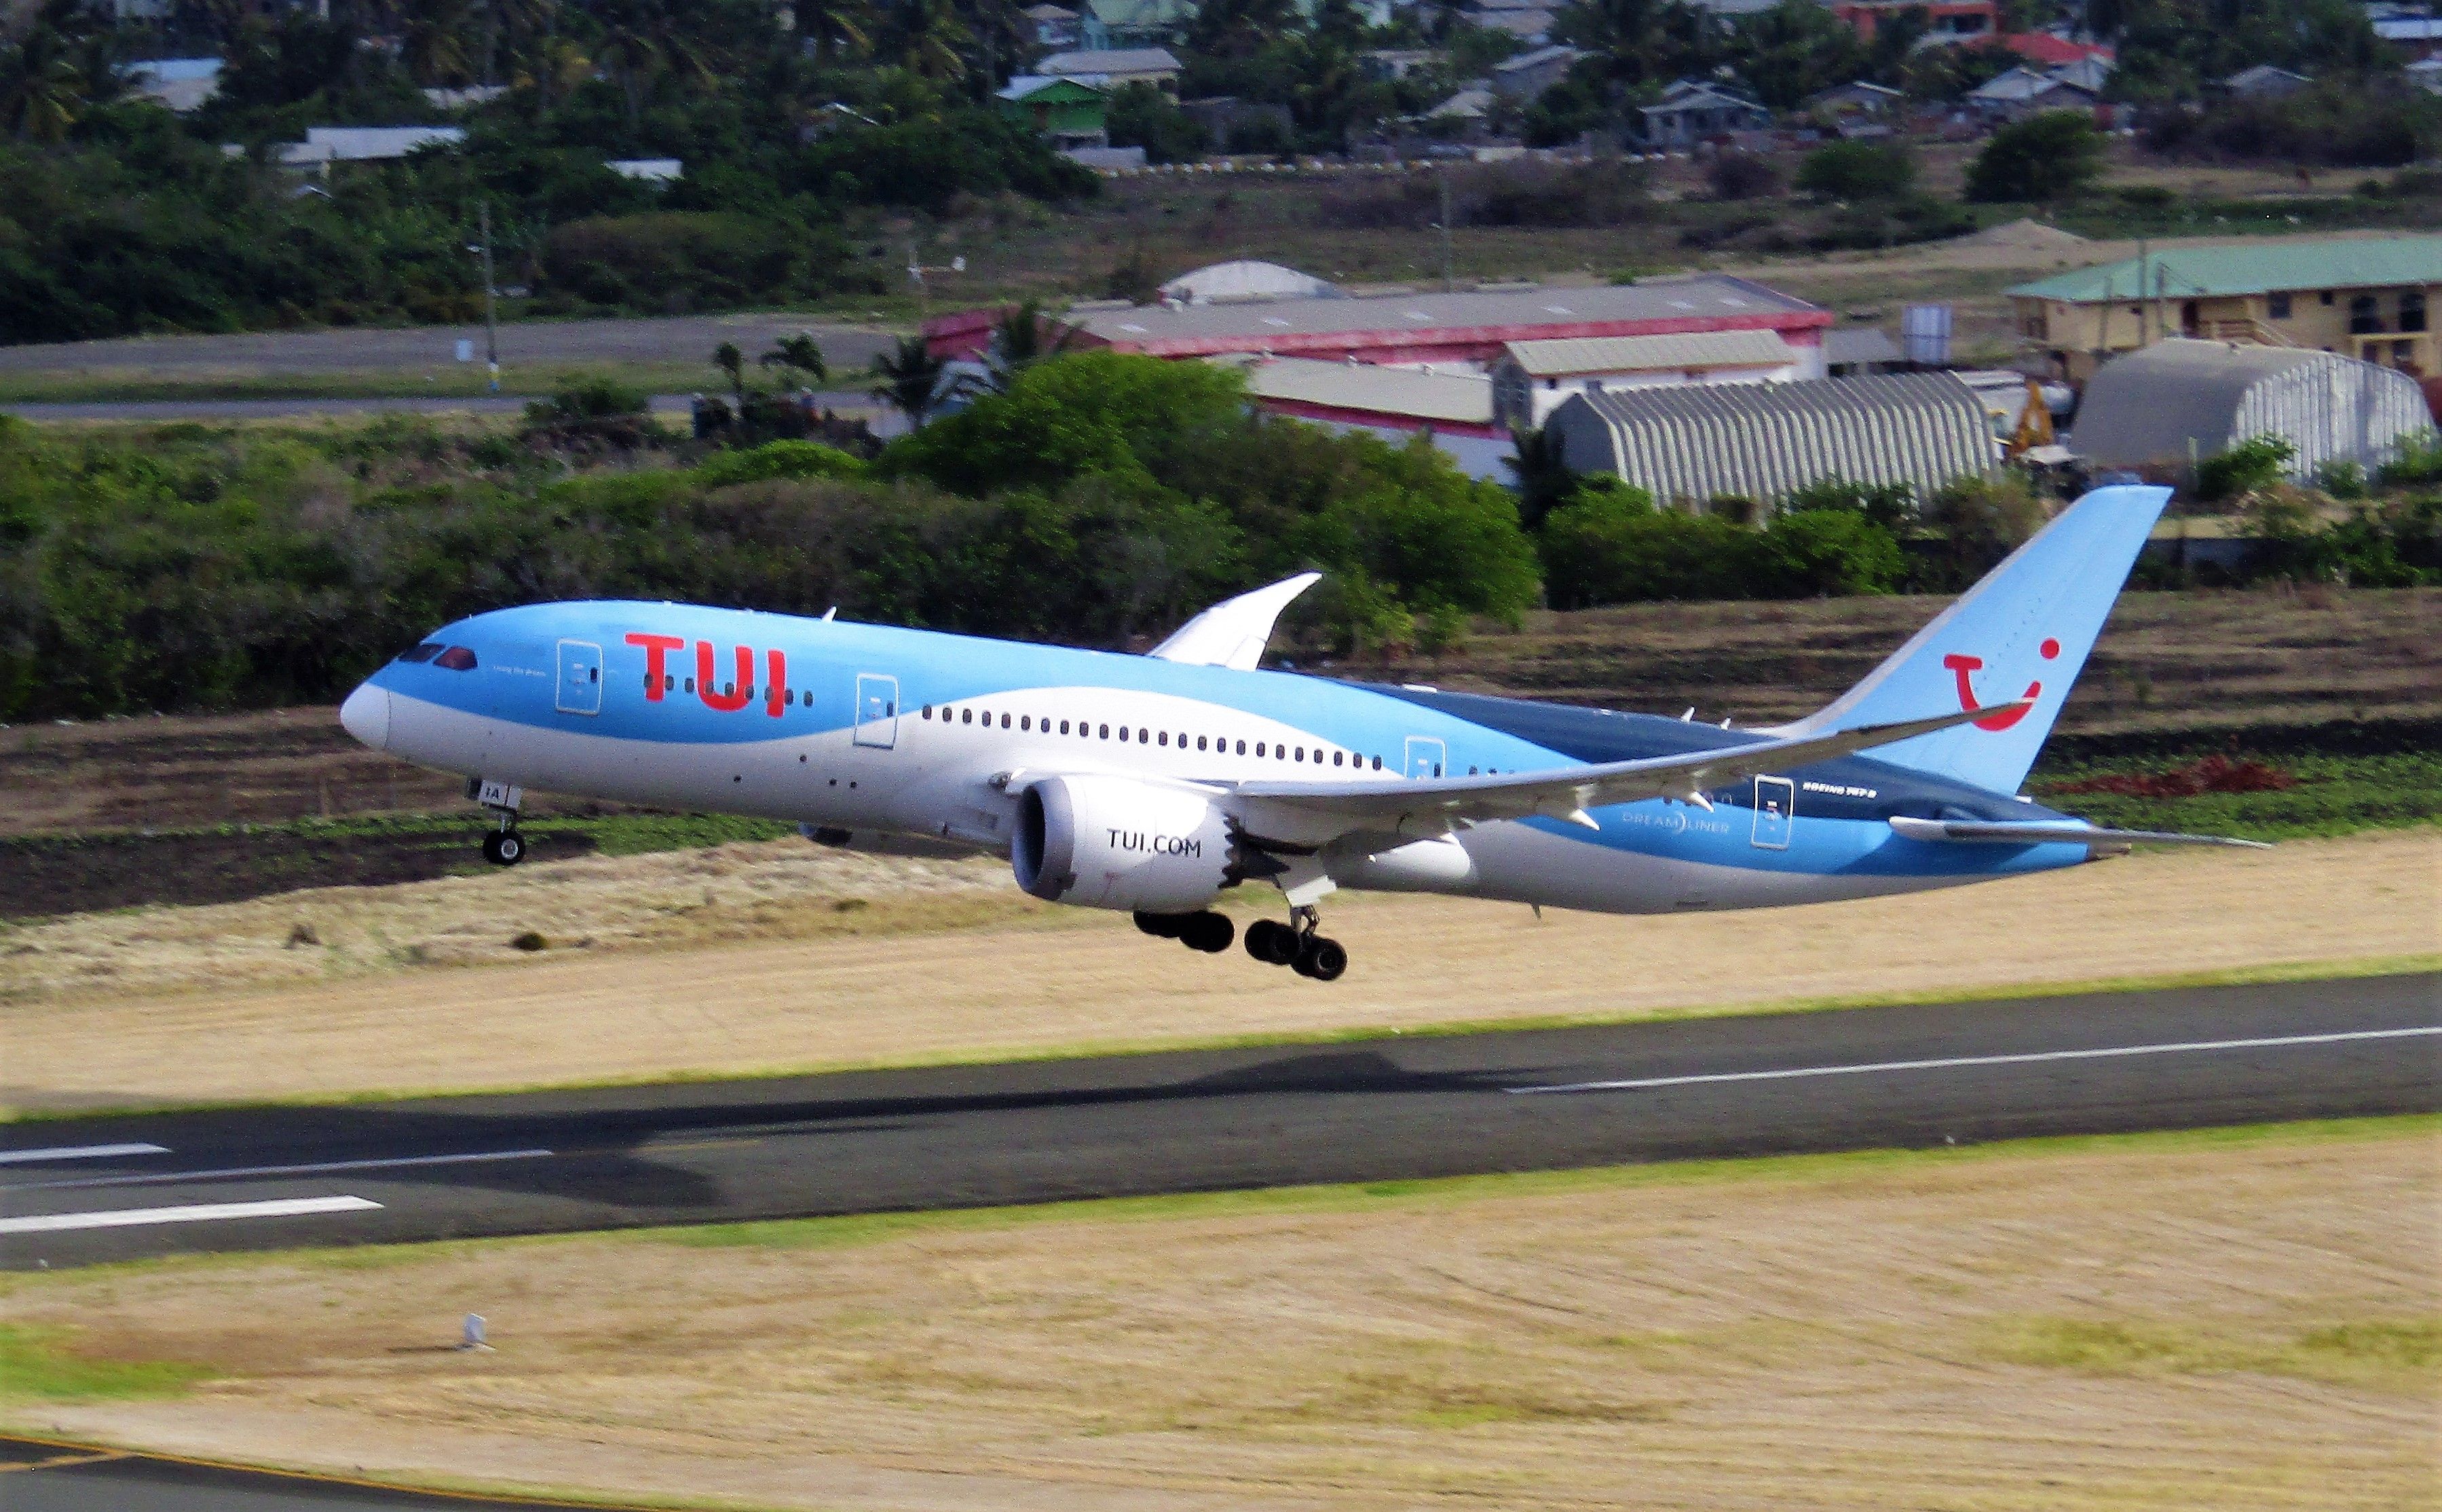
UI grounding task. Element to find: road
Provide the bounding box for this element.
[2,973,2432,1271]
[0,314,899,379]
[0,1434,651,1511]
[3,392,899,425]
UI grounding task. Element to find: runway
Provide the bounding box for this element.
[0,1433,653,1511]
[3,972,2433,1270]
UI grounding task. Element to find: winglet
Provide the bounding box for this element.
[1148,573,1322,672]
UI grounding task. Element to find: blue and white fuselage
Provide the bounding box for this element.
[339,485,2255,977]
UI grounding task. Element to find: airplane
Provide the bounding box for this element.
[338,483,2261,982]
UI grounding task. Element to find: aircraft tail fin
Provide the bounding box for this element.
[1769,484,2171,796]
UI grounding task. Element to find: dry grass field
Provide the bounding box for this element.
[4,1120,2434,1511]
[3,828,2431,1113]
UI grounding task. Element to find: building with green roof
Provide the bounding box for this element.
[2007,235,2442,383]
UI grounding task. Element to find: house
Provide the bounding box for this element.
[1425,86,1495,134]
[121,56,221,112]
[2009,235,2442,383]
[424,84,508,109]
[1546,372,1995,506]
[274,126,466,171]
[1079,0,1193,50]
[605,157,683,183]
[1964,67,2098,121]
[2219,63,2312,98]
[996,75,1110,149]
[1490,44,1583,99]
[1829,0,1995,42]
[1180,95,1294,149]
[1228,356,1513,479]
[1638,80,1773,147]
[997,273,1830,371]
[1490,328,1814,428]
[2373,16,2442,59]
[1361,48,1438,81]
[1025,3,1082,49]
[2047,54,2114,92]
[1804,79,1905,123]
[2069,339,2434,476]
[1470,0,1558,41]
[2409,56,2442,93]
[1036,45,1181,91]
[1995,31,2112,67]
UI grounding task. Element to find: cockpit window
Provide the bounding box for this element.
[394,643,445,663]
[433,646,478,670]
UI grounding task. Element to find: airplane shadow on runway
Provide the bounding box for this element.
[13,1048,1543,1222]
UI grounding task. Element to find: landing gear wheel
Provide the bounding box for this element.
[1133,910,1187,939]
[1244,918,1299,966]
[1292,934,1348,981]
[483,829,525,867]
[1180,911,1235,953]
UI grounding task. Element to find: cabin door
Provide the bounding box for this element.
[852,673,900,749]
[1750,776,1795,850]
[555,640,603,715]
[1403,736,1446,780]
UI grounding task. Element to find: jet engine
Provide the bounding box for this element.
[1013,774,1237,913]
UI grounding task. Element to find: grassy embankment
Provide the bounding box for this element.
[3,1117,2433,1511]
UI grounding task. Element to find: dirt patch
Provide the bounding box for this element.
[5,1124,2433,1511]
[1,829,2428,1112]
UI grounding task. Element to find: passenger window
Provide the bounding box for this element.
[1294,747,1305,761]
[1158,731,1168,746]
[1138,727,1149,743]
[1100,723,1110,738]
[1119,726,1129,742]
[1020,715,1030,731]
[685,677,695,693]
[1371,755,1382,770]
[1196,736,1207,751]
[922,705,933,719]
[961,709,972,724]
[1333,751,1343,766]
[665,675,675,691]
[1060,719,1070,734]
[1000,713,1011,729]
[1256,742,1266,757]
[1237,740,1247,755]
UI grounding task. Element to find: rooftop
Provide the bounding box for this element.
[1233,357,1495,426]
[1038,46,1181,75]
[1500,328,1799,376]
[1061,276,1826,355]
[2009,235,2442,301]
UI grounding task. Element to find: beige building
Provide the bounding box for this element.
[2009,237,2442,384]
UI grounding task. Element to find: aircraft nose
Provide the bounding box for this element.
[339,683,391,751]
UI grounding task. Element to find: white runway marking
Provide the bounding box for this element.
[0,1196,381,1235]
[16,1148,555,1192]
[1509,1025,2442,1096]
[0,1144,168,1165]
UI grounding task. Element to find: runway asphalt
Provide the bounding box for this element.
[0,1434,651,1511]
[3,972,2434,1271]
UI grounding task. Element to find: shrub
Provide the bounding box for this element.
[1795,140,1915,200]
[1706,151,1784,201]
[1540,488,1768,607]
[695,440,869,489]
[1760,508,1907,595]
[1107,81,1207,164]
[2195,434,2297,502]
[1918,472,2048,587]
[2375,431,2442,487]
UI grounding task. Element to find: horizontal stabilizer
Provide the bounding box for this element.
[1887,816,2270,850]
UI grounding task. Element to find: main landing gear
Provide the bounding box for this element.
[1135,905,1348,981]
[1243,906,1347,982]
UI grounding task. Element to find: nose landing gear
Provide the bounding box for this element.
[1245,906,1346,981]
[469,776,526,867]
[480,827,525,867]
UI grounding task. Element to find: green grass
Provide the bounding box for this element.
[0,1324,216,1402]
[1982,1315,2441,1388]
[2028,750,2442,841]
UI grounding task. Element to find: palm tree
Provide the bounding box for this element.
[759,332,829,387]
[3,26,85,144]
[397,0,476,86]
[897,0,969,84]
[791,0,870,63]
[593,0,716,129]
[871,335,946,425]
[713,341,748,404]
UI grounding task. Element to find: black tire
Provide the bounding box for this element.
[1182,911,1235,953]
[1245,919,1298,966]
[1134,910,1187,939]
[1295,934,1348,982]
[494,831,525,866]
[480,832,504,865]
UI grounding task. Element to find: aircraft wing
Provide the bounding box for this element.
[1887,817,2270,850]
[1148,573,1321,672]
[1227,702,2026,837]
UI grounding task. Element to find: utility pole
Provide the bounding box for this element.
[1436,167,1454,292]
[478,202,500,392]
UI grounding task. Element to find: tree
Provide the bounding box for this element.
[791,0,871,63]
[1503,422,1575,531]
[1795,140,1916,198]
[1964,109,2105,202]
[1,25,84,143]
[592,0,717,130]
[713,341,747,403]
[893,0,971,83]
[759,332,829,388]
[1556,0,1712,89]
[396,0,477,86]
[1187,0,1302,62]
[1729,0,1867,110]
[870,335,945,423]
[1106,80,1206,163]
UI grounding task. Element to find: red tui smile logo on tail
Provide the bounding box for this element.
[1943,638,2059,731]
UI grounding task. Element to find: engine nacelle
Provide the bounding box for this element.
[1013,774,1235,913]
